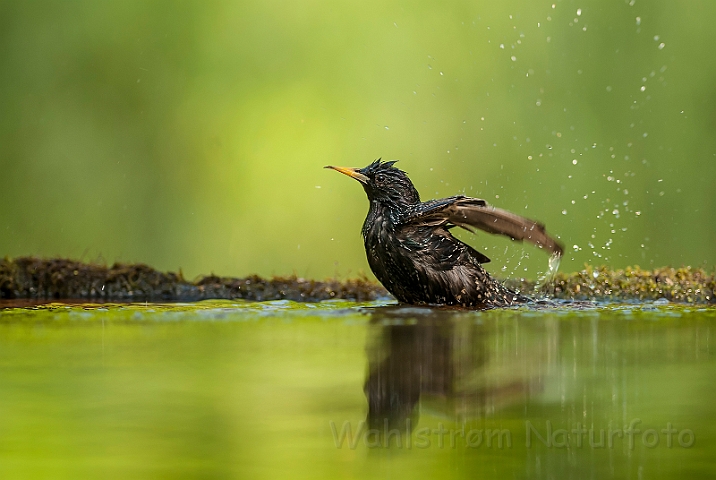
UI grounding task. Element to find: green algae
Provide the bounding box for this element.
[2,299,713,325]
[0,299,385,324]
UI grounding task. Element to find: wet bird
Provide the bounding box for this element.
[325,159,563,308]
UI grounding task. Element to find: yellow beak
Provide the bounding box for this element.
[324,165,369,184]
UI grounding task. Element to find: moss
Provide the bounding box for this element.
[506,264,715,304]
[0,257,387,302]
[1,257,714,304]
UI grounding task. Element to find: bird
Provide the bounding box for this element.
[325,159,563,308]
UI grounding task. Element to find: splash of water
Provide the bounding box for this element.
[548,253,561,275]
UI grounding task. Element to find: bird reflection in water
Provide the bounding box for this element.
[363,306,552,441]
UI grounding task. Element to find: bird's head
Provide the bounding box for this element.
[325,159,420,208]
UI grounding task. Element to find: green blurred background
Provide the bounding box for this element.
[1,0,714,280]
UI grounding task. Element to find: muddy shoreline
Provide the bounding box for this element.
[1,257,714,305]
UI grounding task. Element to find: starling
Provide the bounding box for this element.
[326,159,563,308]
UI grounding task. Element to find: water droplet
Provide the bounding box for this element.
[572,159,578,165]
[562,209,567,215]
[573,245,579,251]
[577,8,582,16]
[384,126,390,130]
[636,211,641,216]
[636,17,641,25]
[511,56,517,61]
[640,85,646,92]
[440,71,444,75]
[653,35,660,41]
[500,44,505,49]
[658,43,665,50]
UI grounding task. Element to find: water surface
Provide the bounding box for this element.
[0,300,714,479]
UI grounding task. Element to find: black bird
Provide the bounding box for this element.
[326,159,563,308]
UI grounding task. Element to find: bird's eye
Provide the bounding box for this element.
[375,173,385,184]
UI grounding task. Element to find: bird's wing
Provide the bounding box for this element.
[404,196,564,257]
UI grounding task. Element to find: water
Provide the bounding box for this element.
[0,300,715,479]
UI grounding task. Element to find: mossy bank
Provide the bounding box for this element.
[1,257,714,304]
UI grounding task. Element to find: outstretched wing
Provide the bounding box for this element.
[404,196,564,257]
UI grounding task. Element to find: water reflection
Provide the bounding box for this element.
[1,302,715,478]
[358,304,716,479]
[363,307,555,433]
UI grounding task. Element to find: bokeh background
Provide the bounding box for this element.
[1,0,715,280]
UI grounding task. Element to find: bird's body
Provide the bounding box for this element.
[327,160,563,308]
[361,198,520,307]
